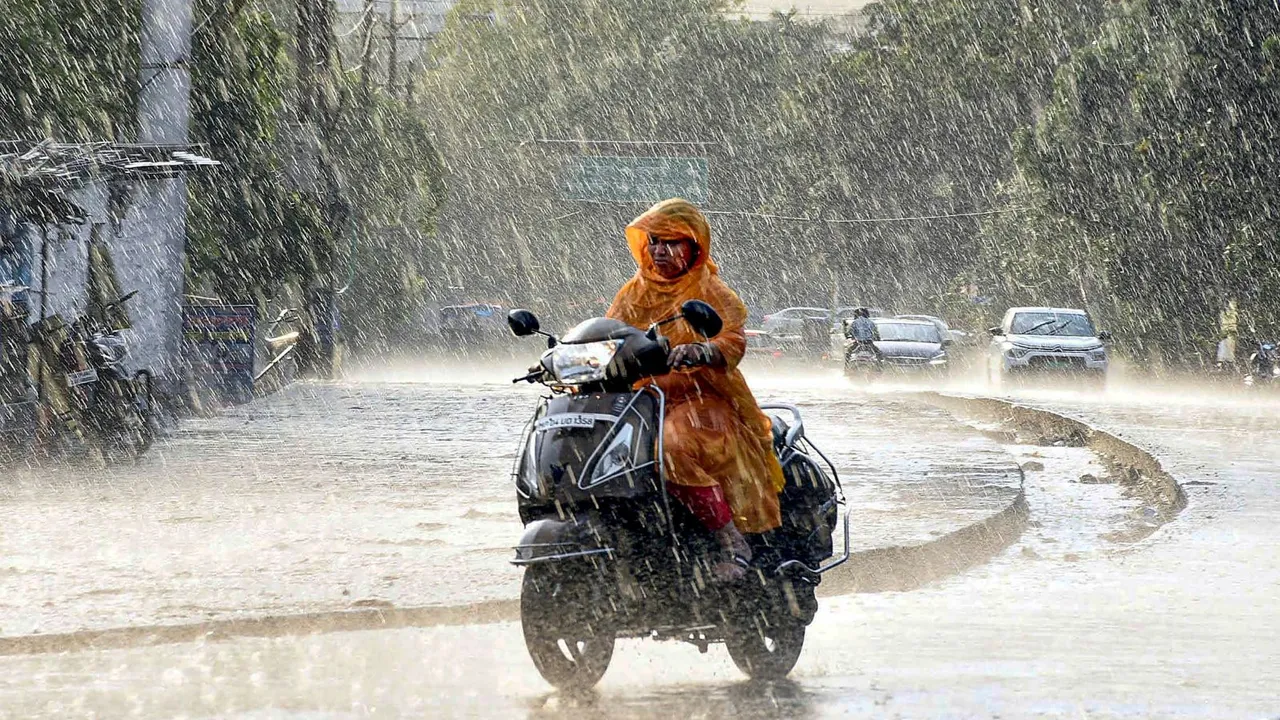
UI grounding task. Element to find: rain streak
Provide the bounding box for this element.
[1,1,1278,718]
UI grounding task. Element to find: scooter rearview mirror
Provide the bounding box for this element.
[681,299,722,339]
[507,309,540,338]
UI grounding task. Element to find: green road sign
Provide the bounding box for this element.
[563,156,709,204]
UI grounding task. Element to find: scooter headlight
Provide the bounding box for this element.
[585,423,634,488]
[552,340,621,384]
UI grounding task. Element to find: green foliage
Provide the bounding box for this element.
[0,0,141,139]
[331,91,447,348]
[423,0,842,315]
[990,0,1280,359]
[187,5,320,301]
[425,0,1280,365]
[179,1,446,347]
[10,0,1280,365]
[421,0,1111,317]
[1,0,447,348]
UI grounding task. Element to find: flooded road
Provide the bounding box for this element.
[0,366,1276,718]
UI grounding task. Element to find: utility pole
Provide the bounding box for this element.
[388,0,399,97]
[136,0,194,392]
[360,0,377,96]
[294,0,344,379]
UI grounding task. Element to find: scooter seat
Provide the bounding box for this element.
[771,414,790,454]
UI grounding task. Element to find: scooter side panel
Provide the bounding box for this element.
[517,391,661,512]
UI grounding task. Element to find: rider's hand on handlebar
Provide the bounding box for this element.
[669,342,719,370]
[513,363,545,383]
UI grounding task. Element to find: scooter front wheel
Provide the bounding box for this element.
[725,619,805,681]
[520,563,615,690]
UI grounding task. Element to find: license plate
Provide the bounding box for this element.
[1044,359,1073,369]
[535,413,605,432]
[66,368,99,387]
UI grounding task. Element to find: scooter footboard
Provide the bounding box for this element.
[511,517,615,565]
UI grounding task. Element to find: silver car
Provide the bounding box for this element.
[760,306,829,339]
[988,306,1110,385]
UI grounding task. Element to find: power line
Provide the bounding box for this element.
[532,138,720,147]
[704,206,1023,224]
[563,198,1023,224]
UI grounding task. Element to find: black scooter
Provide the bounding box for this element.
[506,300,848,690]
[31,291,154,459]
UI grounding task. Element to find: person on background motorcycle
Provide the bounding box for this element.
[847,307,879,354]
[1250,340,1277,380]
[607,198,786,582]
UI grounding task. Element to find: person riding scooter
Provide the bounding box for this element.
[606,198,786,582]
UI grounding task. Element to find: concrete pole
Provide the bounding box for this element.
[360,0,377,96]
[388,0,399,97]
[139,0,193,145]
[132,0,193,391]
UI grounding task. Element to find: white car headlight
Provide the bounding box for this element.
[1002,342,1031,359]
[552,340,622,384]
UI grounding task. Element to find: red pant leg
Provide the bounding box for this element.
[666,482,733,531]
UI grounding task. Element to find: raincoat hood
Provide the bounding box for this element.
[625,197,718,281]
[620,198,724,329]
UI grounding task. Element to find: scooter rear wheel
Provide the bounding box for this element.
[520,564,615,690]
[725,619,805,681]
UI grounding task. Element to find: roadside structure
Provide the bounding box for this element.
[0,140,217,430]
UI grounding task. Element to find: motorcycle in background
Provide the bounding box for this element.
[254,305,307,392]
[843,340,882,380]
[0,283,37,459]
[1244,341,1280,387]
[29,290,155,461]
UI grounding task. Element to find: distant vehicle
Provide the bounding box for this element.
[745,329,783,356]
[439,303,506,347]
[843,318,950,379]
[988,307,1110,386]
[28,290,155,460]
[1244,341,1279,387]
[760,307,829,338]
[896,314,955,341]
[828,307,887,360]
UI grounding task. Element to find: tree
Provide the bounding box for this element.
[990,0,1280,358]
[0,0,140,140]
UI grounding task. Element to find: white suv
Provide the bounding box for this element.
[988,307,1110,385]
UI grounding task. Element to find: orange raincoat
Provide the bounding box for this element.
[607,199,785,533]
